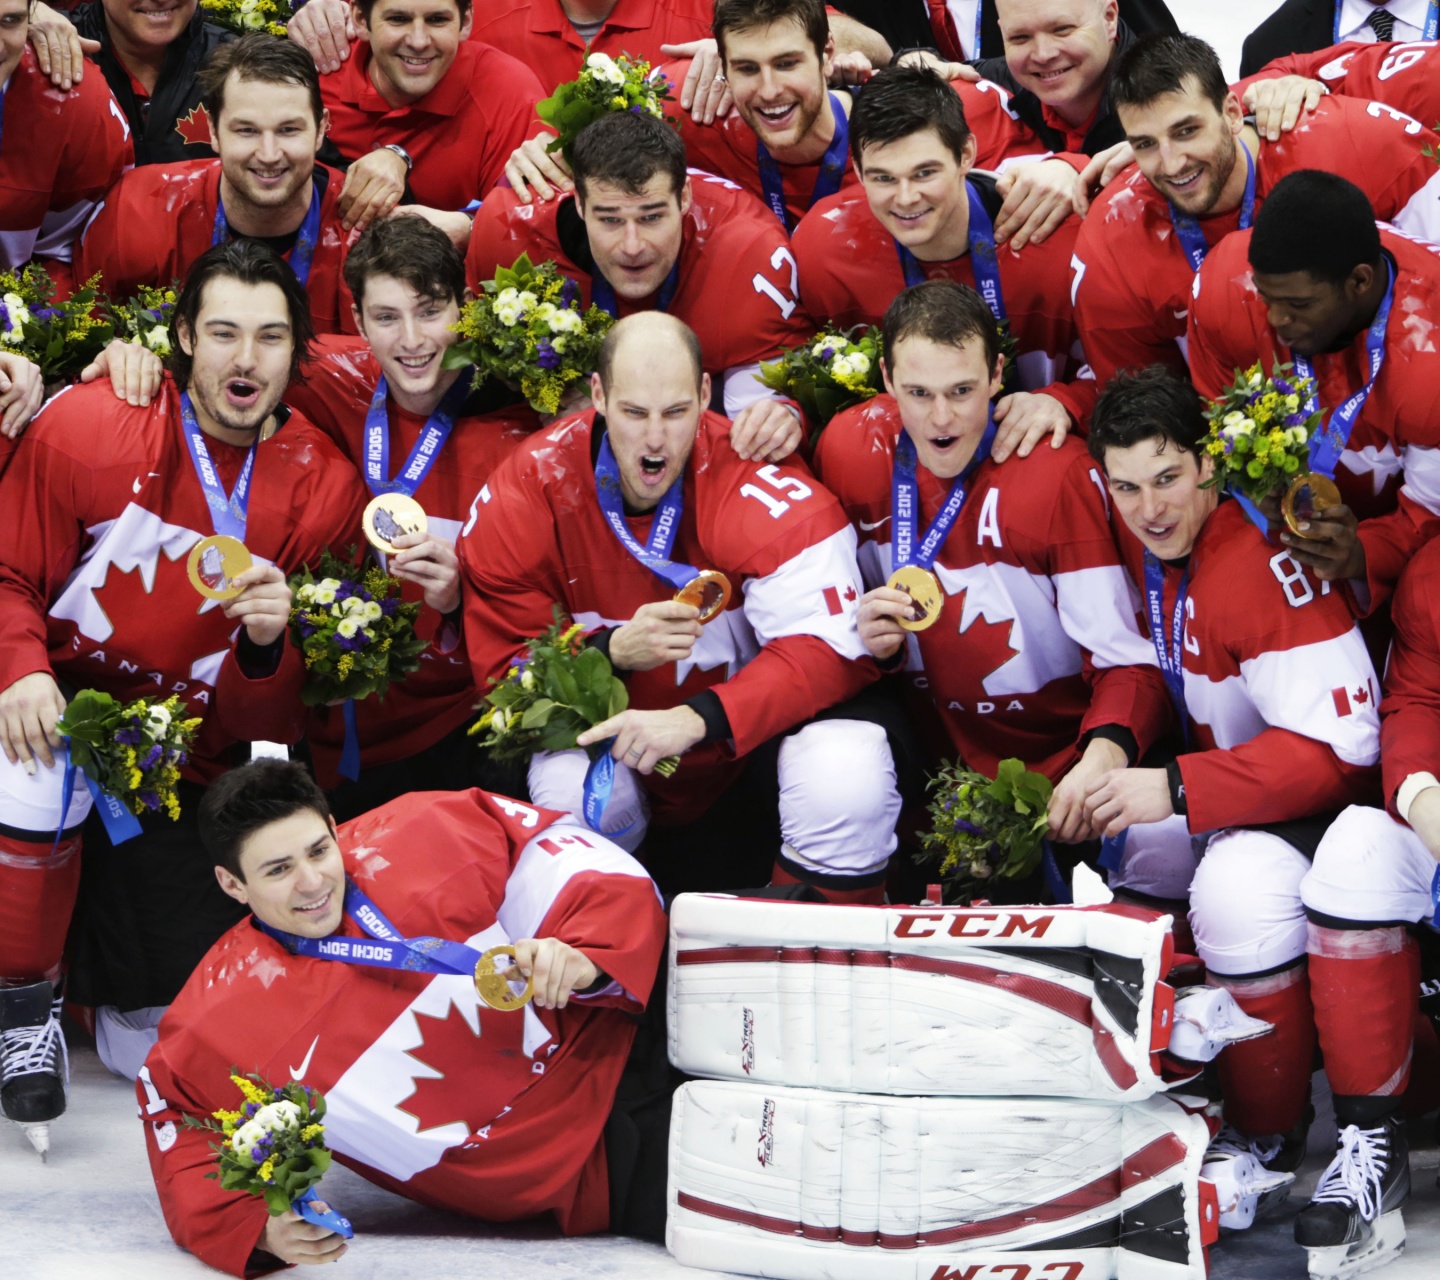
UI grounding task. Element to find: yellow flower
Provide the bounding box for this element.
[301,1123,324,1142]
[258,1158,275,1183]
[337,653,355,679]
[231,1074,268,1107]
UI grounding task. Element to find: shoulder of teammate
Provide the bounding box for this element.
[466,184,562,290]
[1186,229,1262,396]
[20,379,164,471]
[997,435,1114,566]
[79,159,215,274]
[811,395,897,510]
[264,406,368,530]
[792,187,884,311]
[955,76,1052,166]
[1271,94,1434,198]
[282,336,377,446]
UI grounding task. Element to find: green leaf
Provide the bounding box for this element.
[520,698,556,729]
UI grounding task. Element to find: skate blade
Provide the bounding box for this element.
[18,1121,50,1160]
[1306,1210,1406,1280]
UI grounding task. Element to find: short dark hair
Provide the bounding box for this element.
[168,240,316,390]
[1249,170,1382,286]
[713,0,829,63]
[881,280,1000,372]
[354,0,471,25]
[571,111,688,204]
[849,64,972,169]
[1087,366,1207,466]
[596,315,704,391]
[343,214,467,309]
[1110,32,1229,115]
[199,759,332,881]
[198,33,325,129]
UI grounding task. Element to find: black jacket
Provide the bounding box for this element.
[1239,0,1338,79]
[73,3,235,167]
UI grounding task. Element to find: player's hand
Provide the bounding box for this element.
[829,52,874,87]
[730,400,802,462]
[392,204,473,251]
[504,132,574,204]
[577,705,707,773]
[895,49,981,83]
[663,39,735,123]
[337,148,408,232]
[223,564,292,648]
[0,671,67,774]
[0,353,45,439]
[259,1209,348,1266]
[1278,504,1366,582]
[389,531,461,614]
[856,586,912,663]
[1242,75,1325,142]
[80,339,165,408]
[286,0,355,76]
[991,391,1071,462]
[1083,766,1175,838]
[27,2,98,91]
[994,159,1085,249]
[608,601,703,672]
[1047,737,1126,844]
[1407,785,1440,863]
[512,936,601,1009]
[1078,140,1135,194]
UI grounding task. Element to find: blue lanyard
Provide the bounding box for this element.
[180,392,256,541]
[1335,1,1439,40]
[211,174,323,288]
[593,432,700,592]
[0,80,6,159]
[755,93,849,231]
[1169,145,1255,273]
[590,258,679,318]
[361,374,467,498]
[1142,551,1190,744]
[1293,258,1396,480]
[891,415,997,571]
[896,181,1008,324]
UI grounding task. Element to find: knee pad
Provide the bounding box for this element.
[777,720,900,880]
[1301,805,1437,925]
[1112,813,1203,901]
[1189,829,1310,977]
[526,748,649,853]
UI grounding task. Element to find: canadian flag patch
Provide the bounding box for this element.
[822,584,857,616]
[1332,679,1376,717]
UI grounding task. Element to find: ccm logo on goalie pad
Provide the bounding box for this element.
[929,1266,1083,1280]
[893,911,1054,940]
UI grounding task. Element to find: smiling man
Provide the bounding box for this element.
[0,242,365,1150]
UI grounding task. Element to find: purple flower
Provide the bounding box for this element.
[141,744,163,770]
[32,306,59,323]
[379,597,400,617]
[560,277,579,309]
[536,339,561,370]
[819,345,835,362]
[953,818,985,837]
[173,751,189,768]
[339,579,356,597]
[298,620,318,638]
[138,790,160,811]
[115,727,143,746]
[629,104,644,113]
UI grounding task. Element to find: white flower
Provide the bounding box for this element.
[341,596,368,615]
[516,290,539,311]
[1288,426,1308,445]
[143,326,172,356]
[495,303,522,327]
[313,586,336,606]
[534,302,559,325]
[811,339,832,359]
[843,351,870,376]
[318,578,342,591]
[145,705,172,734]
[362,601,383,621]
[297,583,316,604]
[550,334,568,354]
[1,292,28,342]
[520,670,536,691]
[230,1119,267,1159]
[491,708,509,733]
[336,616,362,639]
[1221,411,1245,430]
[550,308,583,334]
[230,1101,301,1159]
[586,52,626,85]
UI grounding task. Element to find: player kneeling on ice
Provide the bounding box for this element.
[136,759,668,1274]
[1082,369,1414,1278]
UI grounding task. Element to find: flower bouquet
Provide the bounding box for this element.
[287,550,427,705]
[183,1072,352,1236]
[758,325,882,440]
[444,253,613,415]
[106,283,178,357]
[0,266,113,382]
[917,757,1053,898]
[54,691,201,822]
[471,610,677,777]
[199,0,291,37]
[1199,361,1322,504]
[537,51,674,167]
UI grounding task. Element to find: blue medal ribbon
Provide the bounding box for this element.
[1430,864,1440,928]
[1041,840,1072,903]
[51,754,144,853]
[1169,145,1255,273]
[338,698,361,783]
[210,174,323,288]
[1334,1,1438,41]
[590,258,679,319]
[293,1185,354,1239]
[180,392,257,541]
[361,374,467,498]
[1142,550,1191,743]
[755,93,849,231]
[896,181,1009,326]
[891,413,997,572]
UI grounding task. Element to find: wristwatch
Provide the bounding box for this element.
[382,143,414,173]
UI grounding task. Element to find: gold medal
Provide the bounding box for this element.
[1281,471,1343,539]
[186,535,252,601]
[363,493,428,555]
[474,945,533,1012]
[887,564,944,632]
[674,569,733,624]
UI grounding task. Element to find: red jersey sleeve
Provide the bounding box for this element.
[1380,534,1440,813]
[469,41,548,196]
[1184,237,1264,401]
[74,179,176,304]
[51,67,133,208]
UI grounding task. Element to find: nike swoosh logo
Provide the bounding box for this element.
[858,516,891,531]
[290,1035,319,1081]
[131,472,161,495]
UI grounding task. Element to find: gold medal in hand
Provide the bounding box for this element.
[474,945,533,1011]
[363,493,428,555]
[1281,472,1342,539]
[187,535,253,601]
[674,569,733,624]
[886,564,944,632]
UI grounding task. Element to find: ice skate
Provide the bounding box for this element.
[0,980,68,1161]
[1296,1117,1409,1280]
[1201,1124,1296,1228]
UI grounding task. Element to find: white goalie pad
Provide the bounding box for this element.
[668,1082,1218,1280]
[668,896,1176,1101]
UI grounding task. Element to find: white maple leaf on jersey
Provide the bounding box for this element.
[1341,441,1404,495]
[572,607,759,686]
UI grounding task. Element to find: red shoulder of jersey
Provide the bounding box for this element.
[813,394,901,519]
[467,188,576,293]
[1247,39,1440,130]
[953,77,1057,169]
[793,188,897,328]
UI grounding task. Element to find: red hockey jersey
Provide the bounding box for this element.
[458,409,877,822]
[813,395,1168,783]
[0,46,132,270]
[75,160,361,336]
[1115,502,1381,832]
[954,76,1087,173]
[793,174,1094,425]
[1074,94,1440,394]
[1238,39,1440,130]
[139,788,667,1277]
[282,336,539,786]
[1187,224,1440,609]
[1378,534,1440,812]
[320,40,543,212]
[0,378,367,780]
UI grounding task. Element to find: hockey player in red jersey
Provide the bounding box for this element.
[281,215,537,811]
[459,311,899,902]
[0,242,367,1153]
[813,281,1168,846]
[1080,368,1390,1257]
[470,109,810,463]
[794,65,1093,459]
[134,758,668,1274]
[0,0,132,274]
[1187,171,1440,609]
[1074,33,1440,396]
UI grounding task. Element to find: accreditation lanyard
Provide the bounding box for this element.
[181,392,255,541]
[361,374,467,498]
[756,93,849,231]
[1292,259,1396,481]
[211,174,323,287]
[891,414,997,572]
[594,432,700,592]
[1169,145,1255,273]
[1335,1,1438,41]
[590,258,680,319]
[896,181,1009,325]
[1143,550,1190,746]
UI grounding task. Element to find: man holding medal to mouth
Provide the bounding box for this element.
[459,310,902,903]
